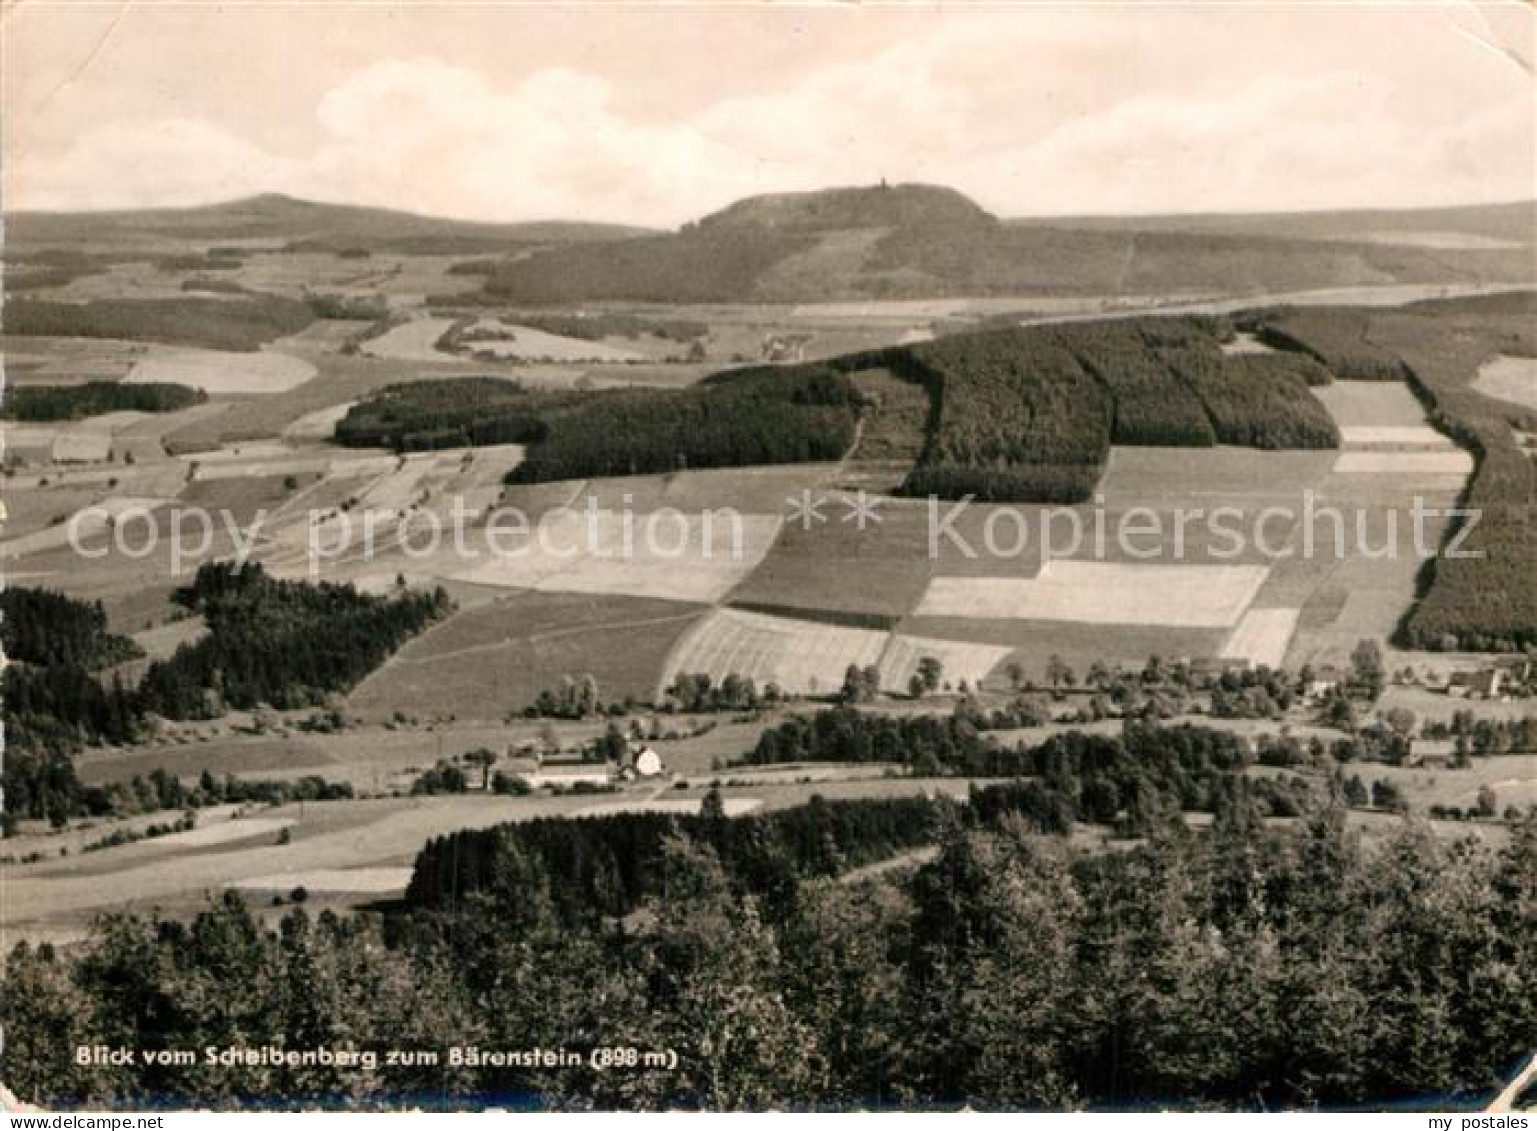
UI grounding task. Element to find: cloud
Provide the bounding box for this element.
[8,118,305,212]
[6,9,1532,222]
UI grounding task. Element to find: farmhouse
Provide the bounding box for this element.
[1448,669,1505,700]
[1404,738,1459,769]
[523,769,613,790]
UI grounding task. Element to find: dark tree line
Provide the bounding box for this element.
[2,588,143,826]
[334,377,559,451]
[506,365,862,484]
[1,587,142,670]
[406,791,942,924]
[3,295,315,352]
[1,381,207,422]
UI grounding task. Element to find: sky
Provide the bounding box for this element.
[3,2,1534,226]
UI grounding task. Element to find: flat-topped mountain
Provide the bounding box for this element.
[483,183,1537,304]
[697,182,997,234]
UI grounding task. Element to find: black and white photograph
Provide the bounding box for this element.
[1,0,1534,1114]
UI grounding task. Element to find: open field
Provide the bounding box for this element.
[0,335,147,384]
[1094,445,1338,508]
[896,615,1225,676]
[0,495,173,559]
[359,316,455,361]
[915,561,1268,626]
[663,607,890,697]
[346,590,709,721]
[232,867,413,894]
[1474,355,1537,412]
[280,400,357,440]
[660,606,1012,696]
[877,633,1012,692]
[1332,450,1474,475]
[1311,380,1430,427]
[573,797,763,819]
[1336,425,1453,447]
[1220,607,1300,669]
[124,344,317,393]
[456,318,645,363]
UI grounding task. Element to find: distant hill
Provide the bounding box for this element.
[1008,200,1537,246]
[9,187,1532,300]
[484,184,1537,304]
[4,193,652,255]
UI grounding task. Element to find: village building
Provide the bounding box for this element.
[1404,738,1460,769]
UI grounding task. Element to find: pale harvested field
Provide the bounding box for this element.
[574,797,763,819]
[663,607,890,697]
[878,633,1012,692]
[459,319,644,363]
[161,817,295,849]
[896,615,1225,677]
[915,561,1268,628]
[1220,608,1301,669]
[1332,450,1474,475]
[359,316,455,362]
[125,345,317,394]
[1312,381,1429,428]
[233,867,412,894]
[281,400,357,440]
[1474,355,1537,412]
[1337,425,1452,447]
[661,607,1012,696]
[269,318,372,352]
[50,432,112,462]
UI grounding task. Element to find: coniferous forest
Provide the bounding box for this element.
[335,314,1340,503]
[136,562,454,717]
[6,788,1533,1111]
[0,571,450,829]
[1,381,207,422]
